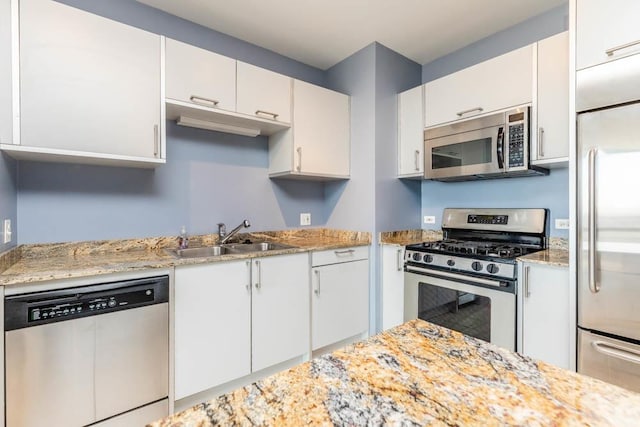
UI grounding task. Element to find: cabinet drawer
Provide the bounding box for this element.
[312,246,368,267]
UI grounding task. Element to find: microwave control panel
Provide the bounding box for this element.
[506,110,527,170]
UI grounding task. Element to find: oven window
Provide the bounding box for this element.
[431,138,492,169]
[418,282,490,342]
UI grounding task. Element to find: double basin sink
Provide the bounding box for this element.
[168,242,296,259]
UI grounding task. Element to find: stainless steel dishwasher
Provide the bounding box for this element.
[5,275,170,427]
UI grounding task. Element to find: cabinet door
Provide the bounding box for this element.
[19,0,161,159]
[0,0,12,145]
[165,38,236,111]
[252,253,309,372]
[293,79,350,177]
[398,86,424,177]
[520,263,570,369]
[424,45,533,128]
[237,62,291,123]
[576,0,640,70]
[312,259,369,350]
[381,246,405,331]
[174,261,251,399]
[535,31,569,162]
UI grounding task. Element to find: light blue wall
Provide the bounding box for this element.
[421,2,570,238]
[0,154,17,251]
[374,44,422,233]
[17,0,328,244]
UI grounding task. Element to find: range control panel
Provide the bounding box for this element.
[467,214,508,225]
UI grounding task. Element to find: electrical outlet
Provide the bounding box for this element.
[423,216,436,224]
[555,218,570,230]
[3,219,11,244]
[300,213,311,226]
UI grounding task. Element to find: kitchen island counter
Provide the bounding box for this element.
[149,319,640,426]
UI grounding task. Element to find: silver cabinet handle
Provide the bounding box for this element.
[153,124,159,157]
[246,261,251,291]
[254,260,261,289]
[255,110,279,120]
[456,107,483,117]
[314,270,320,296]
[605,39,640,57]
[396,249,403,271]
[524,265,531,298]
[414,150,420,171]
[296,147,302,172]
[538,127,545,158]
[588,148,599,293]
[189,95,219,107]
[592,341,640,364]
[334,249,355,255]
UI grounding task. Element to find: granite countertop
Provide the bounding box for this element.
[149,319,640,426]
[518,248,569,267]
[379,229,442,245]
[0,228,370,286]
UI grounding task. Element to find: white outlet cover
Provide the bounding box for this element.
[300,213,311,226]
[3,219,11,244]
[424,216,436,224]
[555,218,570,229]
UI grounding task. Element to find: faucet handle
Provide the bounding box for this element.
[217,223,226,237]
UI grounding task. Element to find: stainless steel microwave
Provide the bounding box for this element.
[424,106,548,181]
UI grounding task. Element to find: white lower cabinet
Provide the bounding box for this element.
[174,260,251,400]
[311,247,369,350]
[174,253,309,400]
[251,253,310,372]
[381,245,405,331]
[518,261,571,369]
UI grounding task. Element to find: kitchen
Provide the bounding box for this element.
[0,0,638,425]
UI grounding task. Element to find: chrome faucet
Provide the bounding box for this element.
[219,219,250,244]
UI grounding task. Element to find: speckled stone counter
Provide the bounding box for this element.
[0,228,370,286]
[149,319,640,426]
[379,229,442,245]
[519,248,569,267]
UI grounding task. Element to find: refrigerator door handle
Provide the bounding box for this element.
[588,148,600,293]
[592,340,640,364]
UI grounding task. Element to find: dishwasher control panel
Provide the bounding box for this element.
[28,288,156,322]
[5,275,169,331]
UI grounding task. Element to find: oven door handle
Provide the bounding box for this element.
[496,126,505,170]
[405,265,507,288]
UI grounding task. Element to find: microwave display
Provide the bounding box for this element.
[432,138,492,169]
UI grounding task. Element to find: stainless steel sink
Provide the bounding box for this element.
[225,242,295,253]
[169,245,231,258]
[168,242,295,258]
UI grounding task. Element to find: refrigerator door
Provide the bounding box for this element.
[578,329,640,393]
[578,101,640,341]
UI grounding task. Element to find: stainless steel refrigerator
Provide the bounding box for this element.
[577,57,640,393]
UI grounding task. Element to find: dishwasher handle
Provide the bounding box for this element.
[5,275,169,331]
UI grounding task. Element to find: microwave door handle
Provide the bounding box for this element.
[496,126,505,169]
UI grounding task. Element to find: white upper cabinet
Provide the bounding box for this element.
[8,0,164,167]
[237,61,292,124]
[397,85,424,177]
[533,31,569,165]
[165,38,236,112]
[269,79,350,180]
[576,0,640,71]
[0,0,13,146]
[424,44,534,128]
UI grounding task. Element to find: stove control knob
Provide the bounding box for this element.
[447,259,455,267]
[486,263,499,274]
[471,261,483,271]
[422,254,433,263]
[412,253,421,261]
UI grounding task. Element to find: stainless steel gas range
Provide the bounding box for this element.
[404,208,548,351]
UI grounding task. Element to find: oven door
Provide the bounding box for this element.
[405,270,516,350]
[425,122,504,181]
